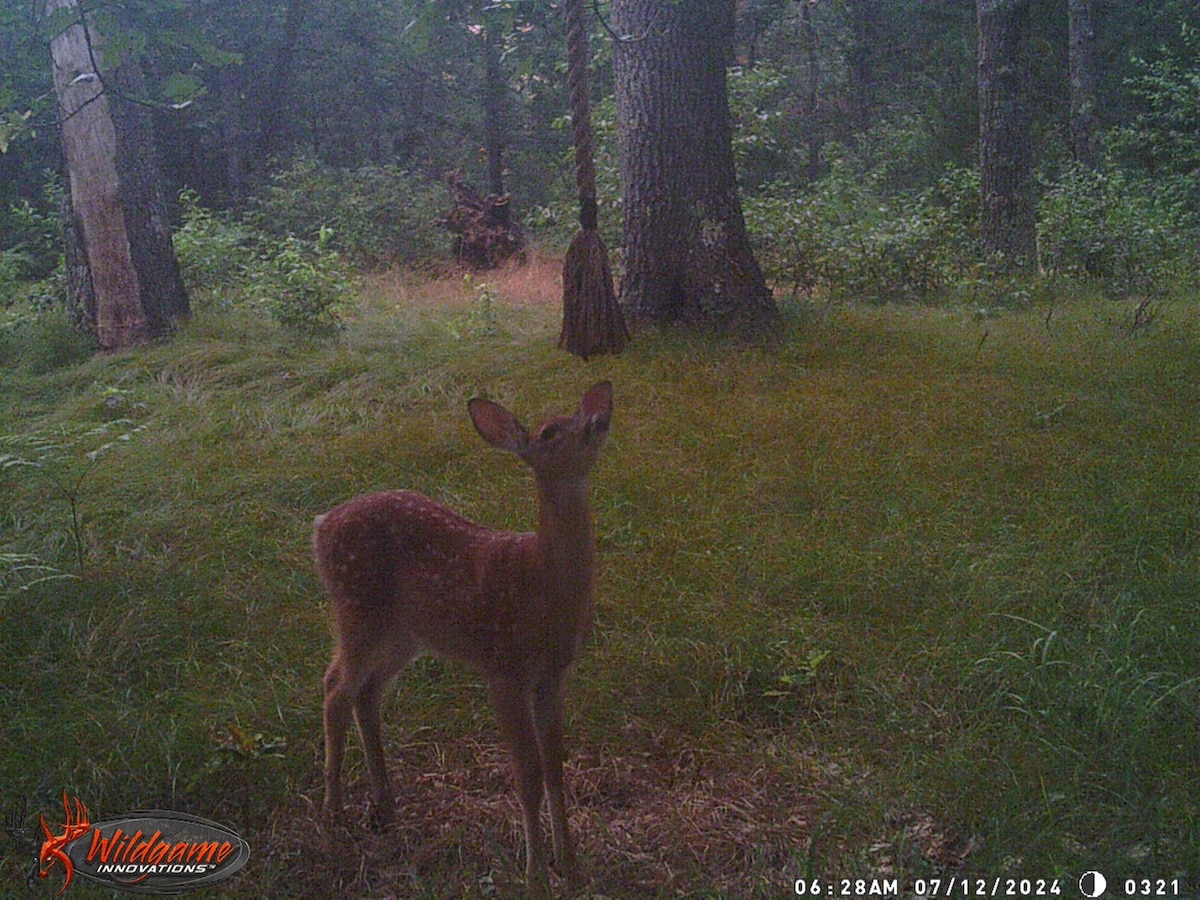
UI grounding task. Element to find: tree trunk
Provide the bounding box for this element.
[977,0,1037,267]
[612,0,777,331]
[482,19,507,198]
[47,0,189,349]
[220,64,249,202]
[846,0,881,137]
[800,0,823,181]
[59,181,94,327]
[1068,0,1099,167]
[250,0,311,172]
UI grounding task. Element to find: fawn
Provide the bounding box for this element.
[314,381,613,891]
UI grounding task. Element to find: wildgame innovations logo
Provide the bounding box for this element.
[4,793,250,895]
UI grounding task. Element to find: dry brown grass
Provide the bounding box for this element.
[267,731,821,898]
[365,253,565,313]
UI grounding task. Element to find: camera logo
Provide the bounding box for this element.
[5,793,250,895]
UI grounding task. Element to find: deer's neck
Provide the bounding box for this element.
[534,477,595,598]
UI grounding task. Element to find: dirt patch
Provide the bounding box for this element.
[268,732,820,897]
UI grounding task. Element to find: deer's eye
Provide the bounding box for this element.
[539,424,560,442]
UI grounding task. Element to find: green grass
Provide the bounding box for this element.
[2,270,1199,896]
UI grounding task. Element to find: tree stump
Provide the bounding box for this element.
[441,171,525,270]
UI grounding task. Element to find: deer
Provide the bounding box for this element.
[314,381,613,893]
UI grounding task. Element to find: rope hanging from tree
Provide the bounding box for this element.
[559,0,628,360]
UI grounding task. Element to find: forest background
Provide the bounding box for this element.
[1,0,1198,314]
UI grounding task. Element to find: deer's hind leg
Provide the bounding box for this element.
[323,631,417,827]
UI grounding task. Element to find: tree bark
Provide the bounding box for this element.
[977,0,1037,267]
[613,0,777,331]
[482,19,507,198]
[1068,0,1099,167]
[800,0,823,181]
[47,0,188,349]
[250,0,311,171]
[846,0,882,137]
[219,64,249,201]
[59,181,94,327]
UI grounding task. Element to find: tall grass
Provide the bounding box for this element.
[2,267,1198,894]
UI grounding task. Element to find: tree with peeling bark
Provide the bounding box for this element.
[45,0,188,350]
[612,0,777,332]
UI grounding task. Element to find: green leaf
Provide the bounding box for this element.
[159,71,207,107]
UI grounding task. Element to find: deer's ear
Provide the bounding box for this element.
[469,398,529,454]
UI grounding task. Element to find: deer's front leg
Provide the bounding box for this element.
[489,676,549,892]
[533,672,578,888]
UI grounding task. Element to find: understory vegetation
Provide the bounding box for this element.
[2,257,1198,893]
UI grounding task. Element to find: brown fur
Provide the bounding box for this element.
[315,382,613,892]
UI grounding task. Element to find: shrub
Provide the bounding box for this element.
[1037,164,1193,283]
[248,155,451,268]
[254,227,349,337]
[0,249,30,304]
[1109,31,1200,223]
[0,302,94,373]
[728,63,798,189]
[172,191,351,337]
[173,189,256,294]
[745,162,982,304]
[0,194,63,283]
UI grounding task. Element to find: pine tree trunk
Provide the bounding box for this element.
[107,60,190,330]
[613,0,777,331]
[977,0,1037,267]
[800,0,823,181]
[47,0,188,349]
[220,65,249,201]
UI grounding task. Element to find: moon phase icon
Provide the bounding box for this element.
[1080,871,1107,898]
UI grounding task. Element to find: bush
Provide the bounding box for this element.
[1109,32,1200,223]
[0,249,29,305]
[254,227,349,337]
[0,193,63,284]
[728,64,798,189]
[0,303,95,373]
[172,191,351,337]
[1037,164,1193,282]
[248,155,451,268]
[173,189,257,294]
[745,161,982,304]
[1044,35,1199,289]
[748,150,1199,305]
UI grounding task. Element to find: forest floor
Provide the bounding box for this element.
[2,260,1198,896]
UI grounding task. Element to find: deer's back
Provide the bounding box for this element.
[314,490,568,672]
